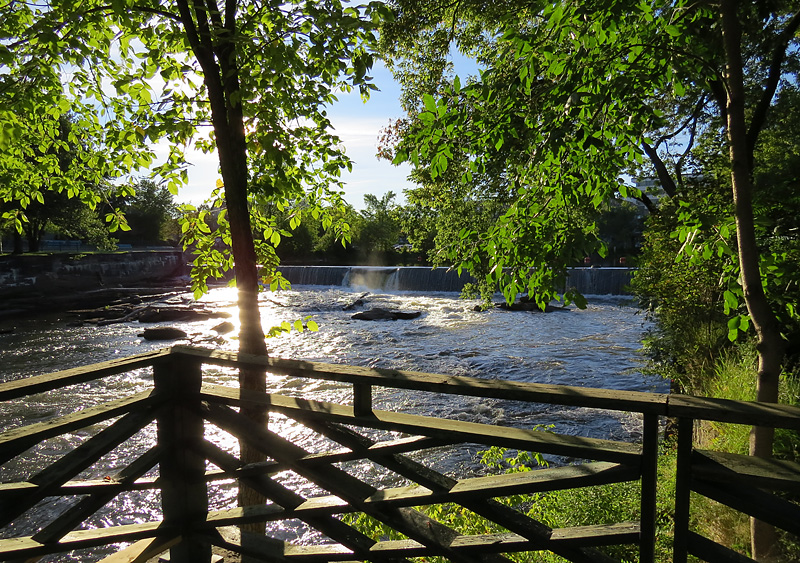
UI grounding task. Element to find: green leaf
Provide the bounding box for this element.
[422,93,437,113]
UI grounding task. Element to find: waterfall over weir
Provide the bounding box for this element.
[278,266,635,295]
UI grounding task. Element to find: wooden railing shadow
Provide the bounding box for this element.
[0,345,797,562]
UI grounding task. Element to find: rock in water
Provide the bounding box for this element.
[351,307,421,321]
[138,307,232,323]
[211,321,235,334]
[138,327,188,341]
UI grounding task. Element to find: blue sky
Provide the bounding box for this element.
[178,61,415,211]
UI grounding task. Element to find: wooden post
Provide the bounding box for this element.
[639,413,659,563]
[672,417,693,563]
[353,383,372,417]
[154,357,211,563]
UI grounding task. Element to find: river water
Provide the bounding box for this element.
[0,285,666,557]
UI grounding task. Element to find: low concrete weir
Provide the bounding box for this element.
[279,265,635,295]
[0,258,633,297]
[0,251,187,295]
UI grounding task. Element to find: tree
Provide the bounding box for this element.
[381,2,800,558]
[357,191,402,254]
[0,112,129,252]
[115,179,180,246]
[2,0,384,548]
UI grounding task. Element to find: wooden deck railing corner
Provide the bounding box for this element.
[0,344,798,563]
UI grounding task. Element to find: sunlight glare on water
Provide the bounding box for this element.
[0,284,666,556]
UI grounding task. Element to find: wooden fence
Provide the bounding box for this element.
[0,345,798,562]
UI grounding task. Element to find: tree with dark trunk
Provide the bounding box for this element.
[2,0,383,548]
[382,1,800,558]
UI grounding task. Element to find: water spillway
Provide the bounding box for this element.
[278,266,475,292]
[278,266,634,295]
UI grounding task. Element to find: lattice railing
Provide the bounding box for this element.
[0,345,798,562]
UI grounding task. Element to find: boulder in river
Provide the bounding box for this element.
[351,307,421,321]
[138,327,188,341]
[138,307,232,323]
[211,321,235,334]
[496,301,567,312]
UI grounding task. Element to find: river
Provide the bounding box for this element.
[0,284,666,556]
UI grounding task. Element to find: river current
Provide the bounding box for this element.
[0,285,667,557]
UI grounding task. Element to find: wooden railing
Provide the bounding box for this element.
[0,345,798,562]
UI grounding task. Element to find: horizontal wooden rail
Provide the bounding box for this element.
[199,384,643,463]
[175,346,670,415]
[0,348,171,401]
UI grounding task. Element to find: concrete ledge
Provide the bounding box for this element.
[0,251,188,296]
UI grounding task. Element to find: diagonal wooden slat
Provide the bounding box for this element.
[0,521,176,559]
[296,417,622,563]
[194,438,393,562]
[31,446,163,543]
[96,535,180,563]
[0,390,161,466]
[201,401,512,563]
[0,406,159,529]
[200,384,641,463]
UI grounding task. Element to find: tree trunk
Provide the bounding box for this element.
[174,0,270,550]
[12,229,23,254]
[26,224,41,253]
[720,2,785,560]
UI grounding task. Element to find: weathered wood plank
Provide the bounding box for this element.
[202,403,512,563]
[550,522,640,547]
[174,345,669,415]
[0,390,160,459]
[96,535,180,563]
[0,348,170,401]
[0,521,173,559]
[667,395,800,430]
[672,417,693,563]
[0,407,159,529]
[691,478,800,536]
[0,476,161,498]
[154,357,211,563]
[692,449,800,493]
[686,531,756,563]
[31,446,163,544]
[447,462,638,498]
[639,413,659,563]
[200,384,642,463]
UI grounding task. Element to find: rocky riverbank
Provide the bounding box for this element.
[0,250,190,320]
[0,282,193,321]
